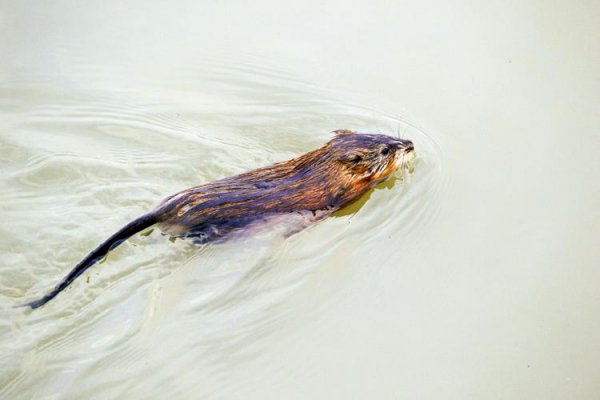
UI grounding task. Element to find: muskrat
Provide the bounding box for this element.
[21,130,415,309]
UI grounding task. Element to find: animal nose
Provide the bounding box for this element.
[403,140,414,151]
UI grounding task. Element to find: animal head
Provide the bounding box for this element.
[328,130,415,183]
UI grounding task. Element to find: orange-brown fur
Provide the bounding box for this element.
[156,130,414,238]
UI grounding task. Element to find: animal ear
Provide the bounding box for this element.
[338,152,363,167]
[331,129,357,136]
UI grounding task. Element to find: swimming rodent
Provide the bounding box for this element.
[21,131,415,309]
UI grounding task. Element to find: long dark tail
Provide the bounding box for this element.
[19,212,158,309]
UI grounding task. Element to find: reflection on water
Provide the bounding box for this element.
[1,0,599,399]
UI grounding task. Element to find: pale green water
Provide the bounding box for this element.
[1,1,599,399]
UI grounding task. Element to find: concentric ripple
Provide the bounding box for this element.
[0,59,444,400]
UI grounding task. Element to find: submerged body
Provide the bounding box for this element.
[22,131,415,309]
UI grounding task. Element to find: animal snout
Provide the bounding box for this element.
[399,140,414,152]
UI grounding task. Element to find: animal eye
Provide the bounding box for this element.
[352,155,362,163]
[381,147,390,156]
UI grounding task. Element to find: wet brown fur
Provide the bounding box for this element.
[155,130,414,236]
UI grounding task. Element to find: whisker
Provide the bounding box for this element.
[374,118,382,134]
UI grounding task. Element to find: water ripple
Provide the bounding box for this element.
[0,58,445,399]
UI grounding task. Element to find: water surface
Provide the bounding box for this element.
[1,0,599,399]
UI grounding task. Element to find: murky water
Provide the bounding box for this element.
[1,1,599,399]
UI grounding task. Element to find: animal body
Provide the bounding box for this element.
[22,131,415,309]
